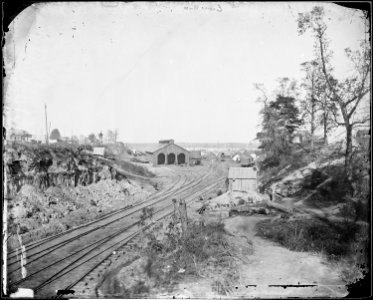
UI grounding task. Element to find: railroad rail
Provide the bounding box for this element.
[7,164,226,297]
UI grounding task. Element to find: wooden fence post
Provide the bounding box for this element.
[178,199,188,236]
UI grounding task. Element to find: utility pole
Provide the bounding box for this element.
[44,104,49,144]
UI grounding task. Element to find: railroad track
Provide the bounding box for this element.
[7,166,207,263]
[7,164,225,297]
[7,168,186,259]
[62,179,225,298]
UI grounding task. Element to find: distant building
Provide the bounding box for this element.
[8,128,32,142]
[240,156,254,167]
[190,150,202,165]
[218,152,232,161]
[147,139,190,166]
[228,167,257,192]
[232,154,240,162]
[231,153,254,167]
[93,146,106,156]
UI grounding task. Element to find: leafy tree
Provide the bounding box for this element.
[276,77,299,98]
[71,135,79,145]
[50,128,61,141]
[298,6,371,183]
[106,129,119,143]
[98,132,103,143]
[88,133,97,144]
[257,95,303,169]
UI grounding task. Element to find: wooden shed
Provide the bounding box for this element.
[190,150,202,165]
[228,167,257,192]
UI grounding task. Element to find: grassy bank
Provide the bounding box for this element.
[255,217,369,282]
[99,218,241,298]
[143,220,237,290]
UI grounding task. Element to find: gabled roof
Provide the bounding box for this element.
[240,157,254,165]
[144,144,164,154]
[146,143,189,154]
[228,167,257,179]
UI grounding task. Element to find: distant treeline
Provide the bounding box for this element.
[129,142,259,151]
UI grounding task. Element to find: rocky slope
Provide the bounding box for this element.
[5,142,156,248]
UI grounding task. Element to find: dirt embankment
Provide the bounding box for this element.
[5,143,154,196]
[5,143,157,248]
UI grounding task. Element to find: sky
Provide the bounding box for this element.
[3,2,367,143]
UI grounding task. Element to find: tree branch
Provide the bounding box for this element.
[348,88,370,119]
[346,55,371,114]
[331,106,345,126]
[351,117,370,126]
[318,32,340,103]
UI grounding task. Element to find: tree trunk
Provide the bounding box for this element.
[310,108,315,151]
[345,124,352,171]
[323,110,328,145]
[344,124,354,194]
[310,79,315,151]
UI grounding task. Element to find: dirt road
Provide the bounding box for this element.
[223,215,348,298]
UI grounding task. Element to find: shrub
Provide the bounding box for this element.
[256,218,365,258]
[113,159,155,178]
[217,190,223,196]
[142,220,235,288]
[238,199,245,205]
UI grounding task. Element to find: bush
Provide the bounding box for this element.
[237,199,245,205]
[256,218,366,258]
[142,220,235,288]
[217,190,223,196]
[113,159,155,178]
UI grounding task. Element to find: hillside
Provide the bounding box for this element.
[5,142,157,249]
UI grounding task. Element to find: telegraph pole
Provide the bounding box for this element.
[44,104,49,144]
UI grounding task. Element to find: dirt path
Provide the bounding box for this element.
[223,215,348,298]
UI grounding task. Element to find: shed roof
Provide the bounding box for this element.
[144,144,165,154]
[190,150,202,159]
[240,156,254,164]
[228,167,257,179]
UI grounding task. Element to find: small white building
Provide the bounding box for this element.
[232,154,240,162]
[8,129,32,142]
[93,146,106,156]
[228,167,258,192]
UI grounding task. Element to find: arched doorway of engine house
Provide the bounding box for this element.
[177,153,186,164]
[167,153,176,164]
[157,153,165,165]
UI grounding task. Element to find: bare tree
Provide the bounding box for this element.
[298,7,371,181]
[113,129,119,143]
[300,61,319,150]
[276,77,299,98]
[299,60,337,147]
[106,129,119,143]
